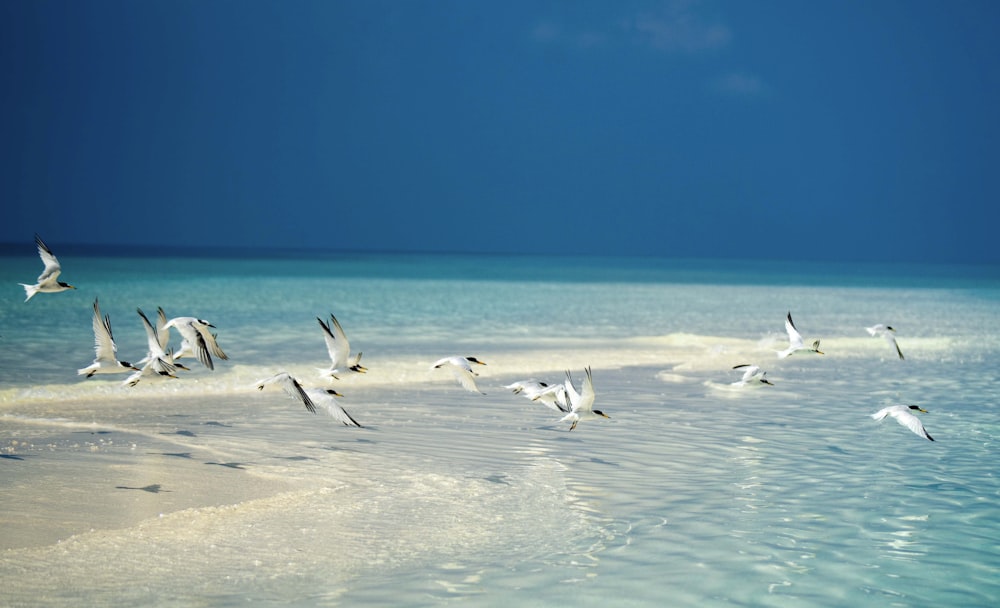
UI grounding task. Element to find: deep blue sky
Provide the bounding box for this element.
[2,0,999,263]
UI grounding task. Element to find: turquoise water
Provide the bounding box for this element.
[1,250,999,606]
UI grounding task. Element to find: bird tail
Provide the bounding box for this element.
[19,283,38,302]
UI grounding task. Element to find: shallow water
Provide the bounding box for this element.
[1,251,999,606]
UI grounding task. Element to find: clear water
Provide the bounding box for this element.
[1,250,999,606]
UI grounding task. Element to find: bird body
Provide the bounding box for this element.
[871,404,934,441]
[20,234,75,301]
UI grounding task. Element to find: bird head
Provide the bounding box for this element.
[59,282,76,289]
[324,389,344,397]
[908,405,929,413]
[594,410,610,419]
[466,357,486,365]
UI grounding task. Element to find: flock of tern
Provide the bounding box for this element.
[19,234,934,438]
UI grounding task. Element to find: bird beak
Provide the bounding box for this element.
[600,413,611,419]
[761,379,774,385]
[917,407,929,413]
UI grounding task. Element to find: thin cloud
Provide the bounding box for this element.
[624,2,731,53]
[532,2,731,54]
[710,72,771,98]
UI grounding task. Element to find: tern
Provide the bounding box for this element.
[777,312,824,358]
[20,234,76,301]
[431,356,487,394]
[255,372,362,426]
[317,314,367,380]
[731,364,774,387]
[161,315,228,370]
[866,324,904,360]
[559,367,610,431]
[124,307,181,387]
[78,298,140,377]
[504,379,570,412]
[871,405,934,441]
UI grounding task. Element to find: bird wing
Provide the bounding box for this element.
[155,307,171,352]
[886,334,904,360]
[137,308,168,358]
[564,370,582,411]
[256,372,316,413]
[575,367,596,414]
[170,319,214,370]
[318,316,349,368]
[196,325,228,360]
[451,368,483,394]
[34,234,63,285]
[91,299,118,361]
[785,312,804,348]
[309,390,362,426]
[893,410,932,440]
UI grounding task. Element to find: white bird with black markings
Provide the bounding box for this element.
[78,298,140,377]
[20,234,76,301]
[123,307,181,387]
[731,364,774,387]
[431,356,487,394]
[871,404,934,441]
[777,311,824,358]
[559,367,610,431]
[504,379,570,412]
[255,372,362,426]
[866,324,905,360]
[161,315,228,370]
[317,314,367,380]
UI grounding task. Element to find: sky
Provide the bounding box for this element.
[2,0,999,264]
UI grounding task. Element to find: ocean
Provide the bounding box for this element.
[1,249,999,606]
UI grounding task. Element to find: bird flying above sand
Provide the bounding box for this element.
[871,404,934,441]
[560,367,610,431]
[123,307,181,387]
[731,364,774,387]
[431,356,487,394]
[20,234,76,301]
[777,312,824,358]
[504,379,570,412]
[161,315,228,370]
[317,314,367,380]
[255,372,362,426]
[78,298,140,377]
[866,324,904,360]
